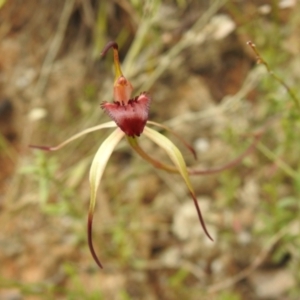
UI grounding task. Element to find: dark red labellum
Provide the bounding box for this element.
[101,92,151,137]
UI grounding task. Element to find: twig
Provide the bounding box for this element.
[33,0,76,98]
[6,0,76,204]
[114,0,139,26]
[125,0,227,90]
[166,65,265,128]
[257,142,298,179]
[80,0,95,28]
[207,221,294,294]
[189,132,262,175]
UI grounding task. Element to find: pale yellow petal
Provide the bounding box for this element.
[143,126,213,241]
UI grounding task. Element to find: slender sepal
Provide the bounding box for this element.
[128,132,260,177]
[127,135,178,173]
[147,120,197,159]
[143,126,213,241]
[88,128,125,268]
[30,121,116,151]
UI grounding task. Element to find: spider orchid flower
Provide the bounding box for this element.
[30,41,261,269]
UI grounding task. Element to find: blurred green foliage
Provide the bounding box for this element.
[1,0,300,299]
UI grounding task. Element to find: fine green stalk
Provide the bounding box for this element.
[247,41,300,113]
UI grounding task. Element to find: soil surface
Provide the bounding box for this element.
[0,1,299,300]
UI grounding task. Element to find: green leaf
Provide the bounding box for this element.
[143,126,213,241]
[88,128,125,268]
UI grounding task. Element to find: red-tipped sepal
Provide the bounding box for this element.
[101,92,151,137]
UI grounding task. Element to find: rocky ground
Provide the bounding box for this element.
[1,1,300,299]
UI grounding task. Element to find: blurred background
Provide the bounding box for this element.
[1,0,300,299]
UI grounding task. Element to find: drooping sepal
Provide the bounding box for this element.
[88,128,125,269]
[143,126,213,241]
[101,92,151,137]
